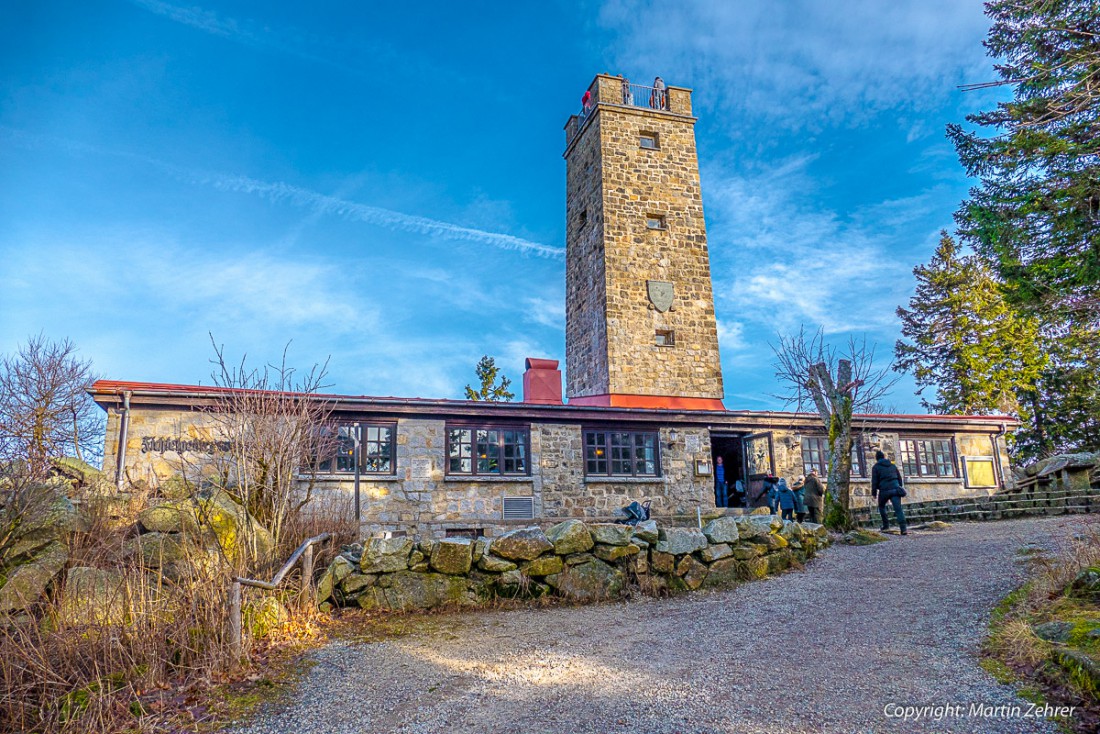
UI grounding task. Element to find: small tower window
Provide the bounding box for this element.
[646,214,666,230]
[639,132,659,150]
[655,329,675,347]
[579,209,588,228]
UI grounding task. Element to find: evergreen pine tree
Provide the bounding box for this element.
[464,356,515,402]
[895,232,1046,416]
[949,0,1100,320]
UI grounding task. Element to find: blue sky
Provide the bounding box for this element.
[0,0,1005,411]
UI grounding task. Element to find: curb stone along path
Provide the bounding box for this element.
[231,517,1086,734]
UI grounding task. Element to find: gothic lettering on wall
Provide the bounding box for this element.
[140,436,230,455]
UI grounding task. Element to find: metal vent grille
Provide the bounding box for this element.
[502,496,535,520]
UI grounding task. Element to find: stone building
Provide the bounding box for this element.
[91,74,1017,538]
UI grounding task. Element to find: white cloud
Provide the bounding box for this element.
[705,157,915,335]
[600,0,991,129]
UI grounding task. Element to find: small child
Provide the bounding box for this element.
[776,478,796,521]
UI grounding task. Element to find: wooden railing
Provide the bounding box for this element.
[228,532,331,657]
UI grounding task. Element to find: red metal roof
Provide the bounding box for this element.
[89,379,1020,424]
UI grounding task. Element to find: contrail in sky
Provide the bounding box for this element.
[1,127,562,259]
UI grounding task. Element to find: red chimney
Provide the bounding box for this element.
[522,358,563,405]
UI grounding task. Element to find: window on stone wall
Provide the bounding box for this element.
[645,214,666,230]
[579,208,588,228]
[639,132,659,149]
[801,436,826,476]
[447,426,530,476]
[313,423,396,474]
[655,329,675,347]
[800,435,866,477]
[584,430,660,478]
[898,437,957,478]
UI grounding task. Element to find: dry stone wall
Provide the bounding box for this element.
[316,514,831,612]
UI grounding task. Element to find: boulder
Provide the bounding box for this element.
[589,523,634,547]
[702,517,740,545]
[779,521,804,541]
[357,571,475,611]
[360,536,414,573]
[593,543,640,562]
[477,555,517,573]
[1033,621,1074,643]
[545,560,623,602]
[58,567,131,626]
[736,557,770,581]
[801,522,828,539]
[655,528,708,556]
[341,573,376,595]
[490,527,553,561]
[703,557,741,587]
[736,515,781,540]
[522,555,564,577]
[700,543,732,563]
[244,597,288,638]
[1069,567,1100,600]
[545,520,594,555]
[473,537,490,563]
[126,532,219,580]
[430,538,473,575]
[563,552,595,566]
[137,493,274,563]
[677,556,708,590]
[766,549,795,574]
[731,545,761,560]
[760,533,789,550]
[495,569,526,597]
[749,506,772,516]
[0,541,69,613]
[632,520,659,545]
[650,550,675,574]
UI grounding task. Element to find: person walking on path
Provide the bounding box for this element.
[871,450,908,534]
[792,476,807,523]
[803,468,825,524]
[714,455,728,508]
[776,478,796,521]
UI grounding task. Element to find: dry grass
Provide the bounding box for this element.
[0,491,360,733]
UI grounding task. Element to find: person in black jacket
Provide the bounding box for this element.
[871,450,908,535]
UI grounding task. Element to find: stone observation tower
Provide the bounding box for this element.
[563,74,724,409]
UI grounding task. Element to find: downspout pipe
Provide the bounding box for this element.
[115,391,132,489]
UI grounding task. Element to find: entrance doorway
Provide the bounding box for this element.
[711,431,776,509]
[710,433,744,508]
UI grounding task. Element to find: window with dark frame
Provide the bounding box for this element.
[645,214,666,230]
[447,426,529,476]
[898,438,957,478]
[313,423,396,475]
[655,329,675,347]
[584,430,660,477]
[639,132,659,149]
[800,435,866,478]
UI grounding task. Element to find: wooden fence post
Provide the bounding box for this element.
[228,579,242,659]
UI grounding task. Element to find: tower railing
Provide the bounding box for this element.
[570,82,671,144]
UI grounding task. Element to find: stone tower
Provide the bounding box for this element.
[563,74,724,409]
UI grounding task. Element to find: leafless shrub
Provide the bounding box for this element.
[199,336,340,551]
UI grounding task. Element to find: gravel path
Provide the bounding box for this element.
[231,516,1091,734]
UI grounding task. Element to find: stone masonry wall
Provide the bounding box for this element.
[315,515,832,613]
[597,103,723,399]
[564,111,610,399]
